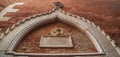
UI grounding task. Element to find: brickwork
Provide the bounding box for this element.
[14,21,97,53]
[0,1,120,56]
[0,0,11,11]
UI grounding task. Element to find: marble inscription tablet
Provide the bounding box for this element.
[40,36,73,48]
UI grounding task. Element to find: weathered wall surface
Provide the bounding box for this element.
[0,0,120,47]
[14,21,97,53]
[0,0,11,11]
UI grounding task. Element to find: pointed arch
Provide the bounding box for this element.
[0,9,119,57]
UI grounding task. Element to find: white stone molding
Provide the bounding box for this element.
[0,2,24,21]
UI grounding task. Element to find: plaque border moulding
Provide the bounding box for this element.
[39,35,73,48]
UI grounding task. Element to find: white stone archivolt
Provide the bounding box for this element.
[0,2,24,21]
[0,9,119,57]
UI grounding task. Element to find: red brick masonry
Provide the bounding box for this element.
[14,21,97,53]
[0,0,120,47]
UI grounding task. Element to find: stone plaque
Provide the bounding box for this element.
[40,35,73,48]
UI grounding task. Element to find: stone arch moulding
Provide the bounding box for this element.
[0,9,119,57]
